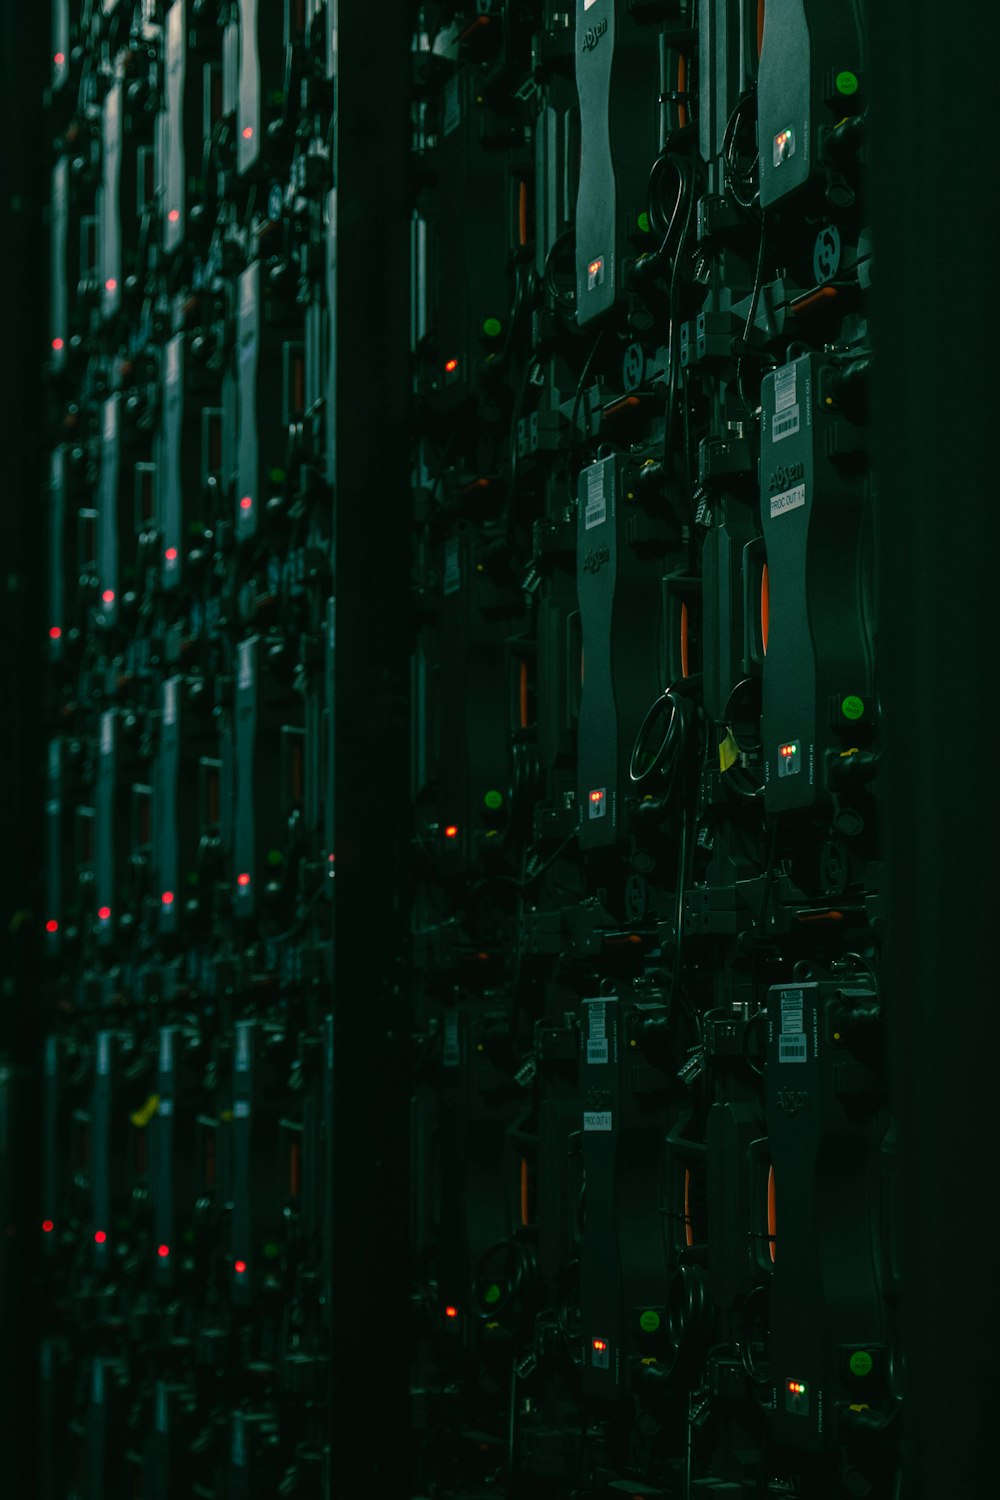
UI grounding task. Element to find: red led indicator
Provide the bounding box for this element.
[98,906,111,921]
[164,547,178,562]
[167,209,180,223]
[49,625,62,639]
[42,1219,54,1233]
[94,1230,107,1244]
[242,126,253,139]
[234,1259,247,1273]
[444,358,459,373]
[105,278,117,292]
[45,919,59,934]
[237,872,251,887]
[54,52,65,65]
[444,825,459,839]
[157,1244,170,1258]
[161,891,174,906]
[102,589,115,604]
[240,495,253,510]
[589,789,604,803]
[592,1338,608,1351]
[445,1305,458,1319]
[51,337,64,351]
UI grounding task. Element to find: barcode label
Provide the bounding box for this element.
[584,1110,613,1131]
[772,408,800,442]
[774,364,798,413]
[587,1001,608,1064]
[780,989,804,1033]
[779,1035,808,1063]
[584,467,606,529]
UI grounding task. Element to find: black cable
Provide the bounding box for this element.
[567,328,606,502]
[662,156,698,475]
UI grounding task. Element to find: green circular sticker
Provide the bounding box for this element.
[484,1283,502,1305]
[639,1310,661,1333]
[841,695,865,721]
[836,70,859,96]
[849,1350,873,1377]
[484,790,503,810]
[637,212,651,234]
[483,317,503,338]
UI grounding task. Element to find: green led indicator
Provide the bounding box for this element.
[267,849,284,867]
[263,1242,280,1260]
[269,467,286,484]
[269,89,285,105]
[484,1283,502,1305]
[483,317,503,338]
[849,1350,873,1377]
[484,789,503,810]
[842,695,865,721]
[836,70,859,96]
[639,1310,661,1333]
[637,211,651,234]
[186,871,199,887]
[183,1228,195,1246]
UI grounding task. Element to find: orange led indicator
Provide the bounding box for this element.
[588,259,602,276]
[445,1305,458,1319]
[242,126,253,139]
[237,873,251,887]
[592,1338,608,1351]
[444,358,459,373]
[444,825,458,839]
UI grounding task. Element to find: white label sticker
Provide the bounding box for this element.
[49,741,60,778]
[156,1385,169,1433]
[770,482,806,519]
[584,1111,613,1131]
[774,364,797,413]
[158,1098,173,1116]
[159,1028,173,1073]
[100,713,114,756]
[235,1025,251,1072]
[772,408,800,442]
[778,1035,808,1063]
[780,989,804,1034]
[584,467,606,530]
[163,677,179,726]
[237,639,254,691]
[96,1032,111,1075]
[233,1100,250,1118]
[587,1001,609,1065]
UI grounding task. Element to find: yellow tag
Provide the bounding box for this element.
[848,1404,870,1413]
[130,1094,160,1129]
[640,1357,658,1366]
[719,730,740,772]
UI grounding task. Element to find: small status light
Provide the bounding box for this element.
[161,891,174,906]
[45,919,59,934]
[444,1305,458,1319]
[98,906,111,921]
[102,589,115,604]
[589,789,604,803]
[444,357,459,373]
[484,789,503,810]
[105,278,117,292]
[167,209,180,223]
[51,337,64,351]
[94,1229,107,1244]
[240,495,253,510]
[444,825,459,839]
[237,872,251,887]
[49,625,62,639]
[242,126,253,139]
[54,52,66,64]
[482,317,502,337]
[637,211,651,233]
[592,1338,608,1352]
[42,1219,54,1233]
[164,546,178,561]
[588,259,602,276]
[234,1259,247,1273]
[157,1244,170,1258]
